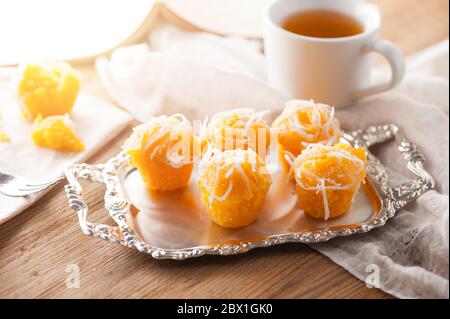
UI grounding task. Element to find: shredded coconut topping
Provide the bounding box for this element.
[273,99,340,145]
[319,178,330,221]
[123,114,192,168]
[283,150,296,177]
[198,148,262,206]
[201,108,270,148]
[294,144,366,220]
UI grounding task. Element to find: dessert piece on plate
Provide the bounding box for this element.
[293,143,367,220]
[16,62,81,120]
[123,114,198,191]
[31,114,84,152]
[272,99,340,176]
[198,148,272,228]
[202,108,271,156]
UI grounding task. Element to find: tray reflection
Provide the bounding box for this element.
[123,167,381,250]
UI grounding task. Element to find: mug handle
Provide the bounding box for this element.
[353,40,406,100]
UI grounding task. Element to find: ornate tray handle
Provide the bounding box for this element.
[345,124,435,211]
[64,124,435,259]
[393,129,435,206]
[65,155,143,250]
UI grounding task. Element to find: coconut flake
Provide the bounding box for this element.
[199,148,261,205]
[203,108,269,148]
[123,114,193,167]
[320,178,330,221]
[274,99,340,144]
[293,143,366,219]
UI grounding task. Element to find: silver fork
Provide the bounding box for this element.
[0,171,64,197]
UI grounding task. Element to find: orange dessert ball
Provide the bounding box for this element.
[31,115,84,152]
[293,143,367,220]
[203,108,271,157]
[123,114,198,191]
[272,100,340,175]
[198,148,272,228]
[17,62,81,120]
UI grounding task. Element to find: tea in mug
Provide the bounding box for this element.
[281,10,364,38]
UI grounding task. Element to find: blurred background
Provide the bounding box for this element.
[0,0,448,65]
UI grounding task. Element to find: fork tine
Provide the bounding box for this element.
[17,185,52,193]
[24,179,61,188]
[2,190,40,197]
[19,180,60,192]
[0,191,32,197]
[0,171,63,197]
[0,187,47,197]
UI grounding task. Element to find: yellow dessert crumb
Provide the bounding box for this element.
[0,130,10,142]
[17,62,81,120]
[198,148,272,228]
[31,114,84,152]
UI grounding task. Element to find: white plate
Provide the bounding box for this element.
[164,0,276,38]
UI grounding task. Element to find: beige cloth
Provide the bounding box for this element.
[96,17,449,298]
[0,67,132,225]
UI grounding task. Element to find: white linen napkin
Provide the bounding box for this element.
[0,68,132,224]
[95,16,449,298]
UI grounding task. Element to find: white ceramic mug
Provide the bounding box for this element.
[264,0,405,108]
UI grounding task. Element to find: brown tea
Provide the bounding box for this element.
[281,10,364,38]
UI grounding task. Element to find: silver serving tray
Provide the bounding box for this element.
[64,124,434,260]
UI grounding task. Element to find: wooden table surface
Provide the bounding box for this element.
[0,0,448,299]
